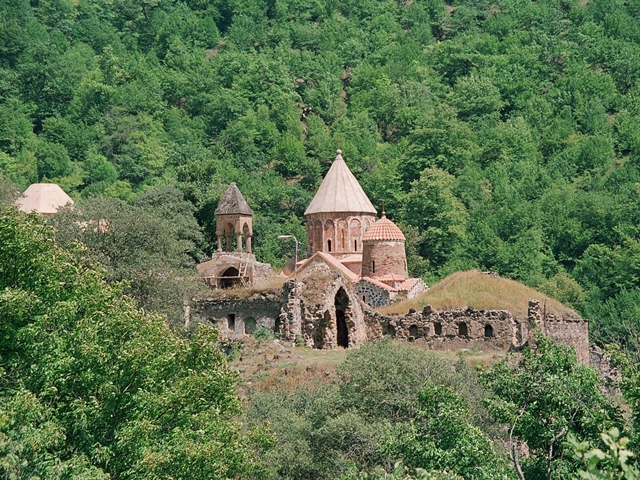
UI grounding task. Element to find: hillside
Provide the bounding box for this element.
[2,0,640,344]
[378,270,577,318]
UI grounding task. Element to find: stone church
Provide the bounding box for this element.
[195,152,589,359]
[296,149,427,306]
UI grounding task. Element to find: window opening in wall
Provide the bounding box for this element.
[227,313,235,331]
[354,240,357,250]
[434,322,442,335]
[372,260,376,273]
[484,324,494,338]
[409,325,418,337]
[244,317,256,334]
[327,239,332,252]
[458,323,468,336]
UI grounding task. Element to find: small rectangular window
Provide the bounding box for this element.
[227,313,236,331]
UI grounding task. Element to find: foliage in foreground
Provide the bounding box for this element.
[480,333,624,479]
[0,208,269,479]
[567,428,640,480]
[247,340,512,480]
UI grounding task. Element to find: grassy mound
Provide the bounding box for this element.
[378,270,577,318]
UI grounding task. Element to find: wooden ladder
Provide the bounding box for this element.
[239,260,250,287]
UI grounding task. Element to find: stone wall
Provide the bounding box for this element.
[355,278,393,308]
[195,295,281,339]
[279,268,368,349]
[362,240,407,278]
[364,305,518,351]
[527,299,589,365]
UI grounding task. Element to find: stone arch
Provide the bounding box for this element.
[349,218,361,251]
[313,220,323,254]
[484,324,494,338]
[458,322,468,337]
[244,316,256,334]
[335,287,350,348]
[409,325,419,337]
[220,267,241,288]
[242,222,252,253]
[223,222,235,251]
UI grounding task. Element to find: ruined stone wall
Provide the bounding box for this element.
[405,279,428,300]
[195,295,281,339]
[544,317,589,364]
[364,306,518,351]
[362,240,407,278]
[355,279,393,308]
[527,299,589,365]
[279,268,368,349]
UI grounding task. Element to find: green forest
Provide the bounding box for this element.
[4,0,640,477]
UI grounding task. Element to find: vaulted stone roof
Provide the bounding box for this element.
[304,150,376,216]
[215,183,253,215]
[15,183,74,215]
[362,213,406,242]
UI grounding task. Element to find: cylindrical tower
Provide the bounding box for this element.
[304,150,377,259]
[361,213,407,279]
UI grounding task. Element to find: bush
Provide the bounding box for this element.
[254,327,274,340]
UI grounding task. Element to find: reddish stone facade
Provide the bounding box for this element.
[362,240,408,278]
[305,212,375,258]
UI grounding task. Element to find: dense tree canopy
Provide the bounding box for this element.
[5,0,640,341]
[0,208,268,478]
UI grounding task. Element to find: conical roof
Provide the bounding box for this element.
[362,213,406,242]
[15,183,74,215]
[215,183,253,215]
[305,150,376,216]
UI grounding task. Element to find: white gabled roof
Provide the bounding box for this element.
[15,183,74,215]
[304,150,376,216]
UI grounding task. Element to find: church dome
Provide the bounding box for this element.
[362,214,406,242]
[304,150,376,216]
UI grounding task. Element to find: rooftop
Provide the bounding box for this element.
[305,150,376,216]
[362,213,406,242]
[15,183,74,215]
[215,183,253,216]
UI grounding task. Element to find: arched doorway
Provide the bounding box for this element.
[484,324,494,338]
[220,267,241,288]
[335,288,350,348]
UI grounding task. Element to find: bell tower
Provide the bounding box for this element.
[215,182,253,254]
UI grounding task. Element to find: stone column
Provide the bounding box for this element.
[246,235,252,254]
[236,233,242,252]
[225,234,232,252]
[217,235,223,252]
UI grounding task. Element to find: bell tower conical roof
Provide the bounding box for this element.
[304,150,376,216]
[215,182,253,216]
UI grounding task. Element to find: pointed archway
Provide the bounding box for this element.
[335,287,350,348]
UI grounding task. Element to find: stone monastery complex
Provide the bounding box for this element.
[12,153,592,364]
[194,150,591,364]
